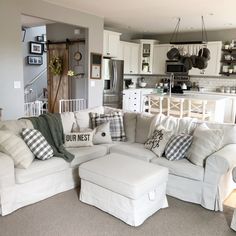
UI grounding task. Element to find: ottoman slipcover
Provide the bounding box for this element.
[79,153,168,226]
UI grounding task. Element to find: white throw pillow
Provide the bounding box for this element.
[187,123,224,167]
[135,113,158,144]
[0,130,34,168]
[64,131,95,148]
[93,122,112,145]
[60,112,76,134]
[144,125,173,157]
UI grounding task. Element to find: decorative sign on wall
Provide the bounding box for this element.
[90,53,102,79]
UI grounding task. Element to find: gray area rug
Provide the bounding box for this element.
[0,188,235,236]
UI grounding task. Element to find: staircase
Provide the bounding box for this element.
[24,68,48,117]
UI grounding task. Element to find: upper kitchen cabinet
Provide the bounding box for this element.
[153,44,171,74]
[103,30,121,58]
[189,41,222,76]
[121,41,139,74]
[138,40,159,74]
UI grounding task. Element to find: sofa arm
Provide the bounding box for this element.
[204,144,236,185]
[0,152,15,189]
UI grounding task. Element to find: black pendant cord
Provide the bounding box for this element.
[170,18,181,44]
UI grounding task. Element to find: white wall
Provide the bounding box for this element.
[0,0,104,119]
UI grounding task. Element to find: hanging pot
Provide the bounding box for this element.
[196,56,208,69]
[167,47,180,60]
[190,55,198,68]
[180,56,193,71]
[198,48,211,60]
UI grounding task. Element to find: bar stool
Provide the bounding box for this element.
[167,97,188,118]
[148,95,167,115]
[188,99,211,121]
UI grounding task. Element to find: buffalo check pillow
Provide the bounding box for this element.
[165,134,193,161]
[22,128,54,160]
[90,111,126,141]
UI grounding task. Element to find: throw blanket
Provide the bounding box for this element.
[25,113,74,162]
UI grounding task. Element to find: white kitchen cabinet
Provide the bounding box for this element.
[153,44,170,74]
[122,89,141,112]
[139,40,159,74]
[121,42,139,74]
[103,30,121,58]
[122,88,154,112]
[189,41,222,76]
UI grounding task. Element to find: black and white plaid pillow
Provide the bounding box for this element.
[165,134,193,161]
[22,128,54,160]
[90,112,126,141]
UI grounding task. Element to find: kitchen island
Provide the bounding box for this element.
[147,92,228,123]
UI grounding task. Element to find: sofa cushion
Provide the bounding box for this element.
[66,145,108,168]
[0,119,33,136]
[15,157,69,184]
[60,112,76,133]
[74,106,104,130]
[110,142,156,162]
[123,112,137,143]
[151,157,204,181]
[135,113,158,144]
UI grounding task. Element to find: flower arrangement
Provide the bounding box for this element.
[49,56,63,76]
[67,70,84,77]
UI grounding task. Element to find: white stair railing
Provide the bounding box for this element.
[24,101,48,117]
[59,99,87,113]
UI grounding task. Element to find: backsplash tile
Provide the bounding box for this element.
[124,75,236,92]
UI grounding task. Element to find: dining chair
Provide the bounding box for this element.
[148,95,167,115]
[167,97,188,118]
[188,99,211,121]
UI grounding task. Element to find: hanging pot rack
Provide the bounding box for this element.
[169,16,208,45]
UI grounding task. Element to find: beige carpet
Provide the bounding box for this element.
[0,189,235,236]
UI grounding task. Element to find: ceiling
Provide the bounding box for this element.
[42,0,236,34]
[21,15,55,28]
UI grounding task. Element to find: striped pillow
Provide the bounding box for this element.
[22,128,53,160]
[165,134,193,161]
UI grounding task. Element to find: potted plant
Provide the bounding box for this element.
[224,41,231,50]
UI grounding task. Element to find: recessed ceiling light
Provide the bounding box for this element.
[209,13,214,16]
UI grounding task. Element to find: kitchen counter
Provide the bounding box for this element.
[184,90,236,98]
[147,93,228,101]
[147,93,228,123]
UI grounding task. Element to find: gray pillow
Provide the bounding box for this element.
[135,113,158,144]
[187,123,223,167]
[93,122,112,145]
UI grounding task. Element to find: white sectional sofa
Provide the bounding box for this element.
[0,106,236,216]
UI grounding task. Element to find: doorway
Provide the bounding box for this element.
[21,14,88,116]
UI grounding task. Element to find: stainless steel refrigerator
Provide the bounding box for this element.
[103,59,124,108]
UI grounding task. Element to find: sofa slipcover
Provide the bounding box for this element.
[66,145,108,168]
[15,157,69,184]
[151,157,204,181]
[110,142,157,162]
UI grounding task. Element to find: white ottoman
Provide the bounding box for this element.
[79,153,168,226]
